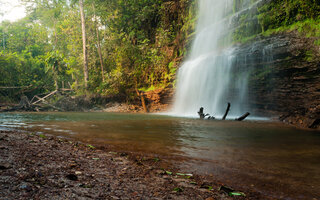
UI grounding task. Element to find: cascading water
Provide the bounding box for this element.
[173,0,255,117]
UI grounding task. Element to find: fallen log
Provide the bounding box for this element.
[33,95,64,111]
[32,90,57,105]
[198,107,209,119]
[235,112,250,121]
[222,103,231,120]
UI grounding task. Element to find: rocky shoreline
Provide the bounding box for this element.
[0,129,270,199]
[1,81,320,130]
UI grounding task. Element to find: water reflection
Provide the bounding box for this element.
[0,112,319,198]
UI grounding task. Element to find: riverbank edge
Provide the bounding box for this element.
[101,102,320,131]
[0,129,269,199]
[1,83,319,131]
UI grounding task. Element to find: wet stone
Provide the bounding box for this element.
[19,183,32,191]
[0,164,10,170]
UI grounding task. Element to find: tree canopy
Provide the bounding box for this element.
[0,0,196,102]
[0,0,318,102]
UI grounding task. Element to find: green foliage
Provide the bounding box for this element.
[258,0,320,31]
[93,0,196,97]
[2,0,319,103]
[1,0,197,102]
[87,144,95,149]
[233,0,320,43]
[165,171,173,175]
[173,187,183,192]
[0,50,52,100]
[305,50,315,62]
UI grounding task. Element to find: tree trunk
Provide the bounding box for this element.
[135,88,148,113]
[53,62,59,90]
[92,4,105,82]
[53,20,58,48]
[79,0,89,89]
[96,27,105,82]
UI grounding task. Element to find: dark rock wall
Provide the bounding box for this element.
[232,32,320,128]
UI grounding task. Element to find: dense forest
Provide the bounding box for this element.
[0,0,196,103]
[0,0,319,104]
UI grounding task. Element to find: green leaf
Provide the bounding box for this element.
[176,173,193,178]
[165,171,172,175]
[229,192,246,196]
[173,187,183,192]
[87,145,95,149]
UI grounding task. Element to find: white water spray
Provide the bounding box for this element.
[173,0,251,118]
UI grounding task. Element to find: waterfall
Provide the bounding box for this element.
[172,0,254,118]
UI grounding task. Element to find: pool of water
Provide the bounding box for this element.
[0,112,319,199]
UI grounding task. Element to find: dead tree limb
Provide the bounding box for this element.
[222,102,231,120]
[236,112,250,121]
[31,90,57,105]
[0,86,31,89]
[33,95,64,111]
[135,88,148,113]
[198,107,210,119]
[140,92,148,113]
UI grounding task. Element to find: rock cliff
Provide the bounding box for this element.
[232,32,320,129]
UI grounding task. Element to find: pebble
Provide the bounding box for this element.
[19,183,32,191]
[0,164,10,170]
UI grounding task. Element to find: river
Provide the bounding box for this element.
[0,112,319,199]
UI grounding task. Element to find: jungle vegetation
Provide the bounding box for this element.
[0,0,196,102]
[0,0,319,102]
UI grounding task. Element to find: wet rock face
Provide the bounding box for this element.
[232,32,320,128]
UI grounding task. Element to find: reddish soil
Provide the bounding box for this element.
[0,130,269,200]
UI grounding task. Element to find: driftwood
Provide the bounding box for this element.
[197,105,250,121]
[31,90,58,105]
[198,107,209,119]
[32,95,64,111]
[1,96,36,112]
[1,87,73,113]
[222,102,231,120]
[235,112,250,121]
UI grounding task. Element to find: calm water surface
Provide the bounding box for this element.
[0,112,319,199]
